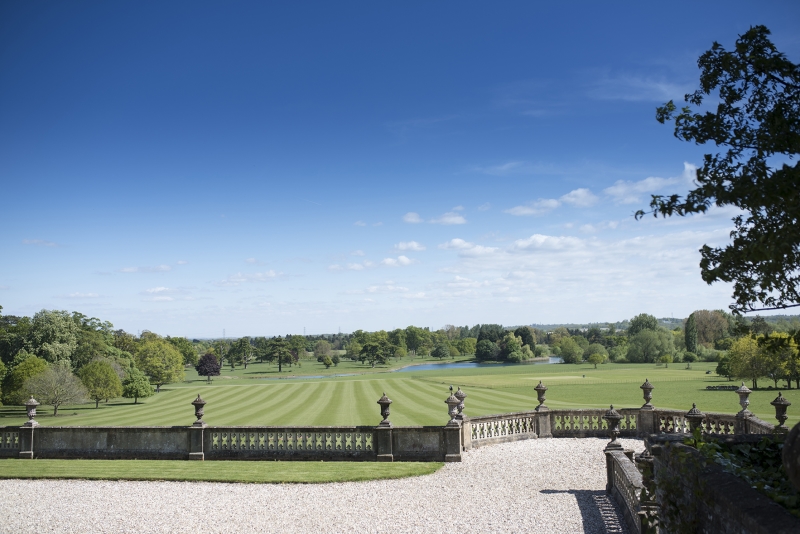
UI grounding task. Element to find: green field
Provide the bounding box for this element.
[0,459,442,483]
[1,359,797,427]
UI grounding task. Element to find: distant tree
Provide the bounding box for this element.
[388,329,407,351]
[345,341,363,361]
[627,330,674,363]
[685,314,698,353]
[322,355,333,368]
[431,343,450,360]
[27,309,79,363]
[559,337,584,364]
[501,332,524,362]
[659,354,674,368]
[475,340,500,362]
[331,353,340,366]
[729,336,766,389]
[627,314,659,337]
[121,366,154,403]
[314,340,331,361]
[404,326,429,356]
[609,345,628,362]
[692,310,729,347]
[2,353,47,405]
[750,316,774,336]
[584,343,608,366]
[25,361,88,416]
[477,324,505,343]
[0,359,5,403]
[513,327,535,349]
[136,339,185,392]
[716,354,732,380]
[167,336,198,366]
[683,352,698,363]
[393,347,407,360]
[195,353,221,382]
[586,326,603,345]
[588,353,605,369]
[78,360,123,408]
[266,337,293,372]
[360,340,392,367]
[227,337,255,370]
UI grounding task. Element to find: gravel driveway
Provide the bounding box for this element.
[0,437,642,534]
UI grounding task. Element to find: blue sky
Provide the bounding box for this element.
[1,1,798,337]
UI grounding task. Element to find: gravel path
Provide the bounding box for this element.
[0,437,643,534]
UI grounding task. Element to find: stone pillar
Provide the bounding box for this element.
[376,427,393,462]
[443,424,462,462]
[460,415,472,451]
[537,411,552,438]
[638,379,656,437]
[189,426,205,461]
[18,425,35,459]
[604,450,615,493]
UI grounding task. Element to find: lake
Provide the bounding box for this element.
[396,357,563,372]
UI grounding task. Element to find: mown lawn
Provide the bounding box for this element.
[0,459,442,483]
[0,361,796,427]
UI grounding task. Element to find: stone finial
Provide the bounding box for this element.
[191,394,207,427]
[534,381,548,411]
[736,382,752,417]
[445,389,460,427]
[686,403,705,433]
[640,379,654,410]
[24,397,40,427]
[454,387,467,420]
[771,392,791,431]
[602,405,623,451]
[377,392,393,427]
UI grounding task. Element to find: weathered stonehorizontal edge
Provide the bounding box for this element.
[469,432,537,448]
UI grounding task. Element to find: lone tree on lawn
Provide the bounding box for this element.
[121,366,153,404]
[195,353,221,382]
[25,361,88,416]
[641,25,800,313]
[136,338,185,393]
[78,360,123,408]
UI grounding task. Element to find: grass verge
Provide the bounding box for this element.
[0,459,443,484]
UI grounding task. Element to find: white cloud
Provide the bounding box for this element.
[347,263,365,271]
[381,255,415,267]
[351,250,365,256]
[478,203,491,211]
[431,212,467,225]
[354,221,367,226]
[216,271,280,286]
[560,188,598,207]
[373,222,383,227]
[177,260,189,265]
[22,239,58,247]
[145,287,171,294]
[452,205,465,211]
[505,198,561,216]
[119,265,172,273]
[394,241,426,251]
[438,238,499,257]
[604,162,696,204]
[403,212,423,224]
[366,283,409,293]
[245,258,258,264]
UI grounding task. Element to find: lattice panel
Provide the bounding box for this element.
[552,413,609,432]
[702,417,735,435]
[471,416,537,441]
[0,431,19,449]
[210,431,373,452]
[658,415,688,433]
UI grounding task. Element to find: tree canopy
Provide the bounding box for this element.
[643,25,800,313]
[78,360,123,408]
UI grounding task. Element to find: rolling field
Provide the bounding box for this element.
[1,360,797,427]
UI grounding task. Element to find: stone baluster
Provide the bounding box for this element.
[771,392,791,433]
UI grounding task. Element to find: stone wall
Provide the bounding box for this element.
[647,434,800,534]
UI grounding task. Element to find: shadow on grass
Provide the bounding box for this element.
[540,489,625,533]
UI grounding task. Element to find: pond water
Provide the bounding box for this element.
[396,357,563,372]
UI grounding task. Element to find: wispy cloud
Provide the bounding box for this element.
[59,292,100,299]
[245,258,258,264]
[478,203,491,211]
[216,271,280,286]
[394,241,426,252]
[177,260,189,265]
[354,221,367,226]
[560,188,598,207]
[431,212,467,225]
[403,212,423,224]
[438,238,499,257]
[604,162,696,204]
[351,250,365,256]
[119,265,172,273]
[588,75,692,102]
[505,198,561,216]
[381,255,415,267]
[22,239,58,247]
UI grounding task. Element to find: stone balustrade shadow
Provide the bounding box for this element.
[540,489,627,534]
